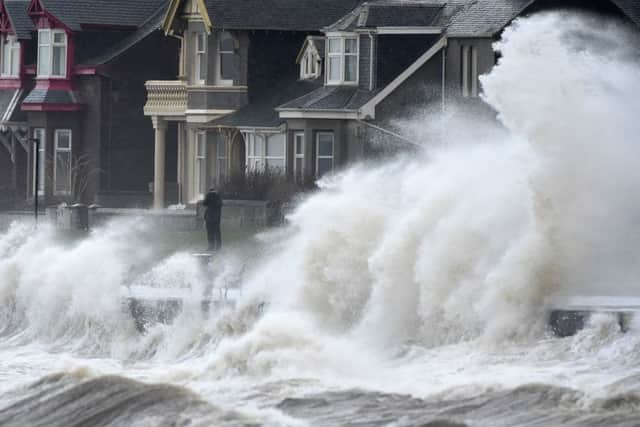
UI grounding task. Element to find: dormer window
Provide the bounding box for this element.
[327,36,358,85]
[1,35,20,77]
[300,50,320,80]
[37,29,67,78]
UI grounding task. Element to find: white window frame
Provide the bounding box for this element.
[326,35,358,85]
[194,130,207,198]
[293,131,305,182]
[193,32,206,85]
[315,132,334,178]
[300,49,320,80]
[217,136,228,185]
[1,35,20,77]
[461,45,478,98]
[37,29,67,78]
[244,132,286,174]
[216,31,234,86]
[32,128,45,196]
[53,129,72,195]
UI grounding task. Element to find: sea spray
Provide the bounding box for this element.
[210,11,640,378]
[0,13,639,413]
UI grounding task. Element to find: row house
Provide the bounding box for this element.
[0,0,178,207]
[145,0,640,209]
[277,0,640,174]
[144,0,361,208]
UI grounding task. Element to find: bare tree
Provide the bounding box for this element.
[46,153,102,203]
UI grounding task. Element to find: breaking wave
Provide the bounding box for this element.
[1,10,640,426]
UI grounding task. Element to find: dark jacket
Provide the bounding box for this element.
[203,191,223,222]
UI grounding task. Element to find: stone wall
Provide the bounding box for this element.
[0,199,285,232]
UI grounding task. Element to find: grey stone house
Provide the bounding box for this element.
[145,0,360,208]
[0,0,178,208]
[147,0,639,208]
[277,0,640,180]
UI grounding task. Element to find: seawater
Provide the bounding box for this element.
[1,11,640,427]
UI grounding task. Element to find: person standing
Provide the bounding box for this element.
[203,188,223,250]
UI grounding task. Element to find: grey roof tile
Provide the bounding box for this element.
[326,1,445,32]
[4,0,33,39]
[22,88,80,105]
[211,77,322,128]
[40,0,169,30]
[278,85,378,111]
[203,0,362,31]
[0,89,17,122]
[80,5,167,66]
[325,0,472,32]
[613,0,640,26]
[446,0,531,36]
[446,0,640,37]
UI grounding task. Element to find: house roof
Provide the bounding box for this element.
[0,88,26,124]
[447,0,534,36]
[38,0,169,31]
[210,77,322,128]
[79,4,167,67]
[446,0,640,36]
[187,0,362,32]
[277,85,379,111]
[613,0,640,26]
[4,1,33,39]
[325,0,446,32]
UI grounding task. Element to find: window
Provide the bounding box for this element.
[218,31,234,84]
[245,132,286,173]
[54,129,71,195]
[38,29,67,78]
[32,128,45,196]
[195,131,207,197]
[316,132,334,178]
[327,36,358,84]
[246,133,264,171]
[1,35,20,77]
[194,32,206,84]
[461,45,478,97]
[217,136,228,184]
[300,50,320,80]
[293,131,304,182]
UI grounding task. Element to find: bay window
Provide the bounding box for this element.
[194,131,207,197]
[245,133,286,173]
[193,32,206,84]
[1,35,20,77]
[38,29,67,78]
[316,132,334,178]
[54,129,71,195]
[327,36,358,85]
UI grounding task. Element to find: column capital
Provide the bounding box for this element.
[151,116,168,131]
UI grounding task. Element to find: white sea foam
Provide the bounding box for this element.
[0,11,639,420]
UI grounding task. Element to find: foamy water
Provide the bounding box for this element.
[1,11,640,427]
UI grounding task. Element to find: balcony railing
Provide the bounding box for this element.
[144,80,187,116]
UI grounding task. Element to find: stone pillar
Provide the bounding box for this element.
[152,117,167,209]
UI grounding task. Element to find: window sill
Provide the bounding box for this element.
[325,81,359,87]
